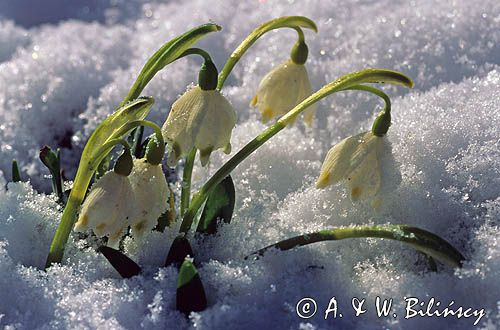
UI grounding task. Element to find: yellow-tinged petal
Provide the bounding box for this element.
[128,159,169,238]
[252,60,315,124]
[74,171,136,241]
[316,131,390,207]
[162,86,236,166]
[346,147,381,201]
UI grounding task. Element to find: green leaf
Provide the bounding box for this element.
[11,159,21,182]
[218,16,317,89]
[196,175,235,234]
[176,259,207,314]
[39,146,64,202]
[165,235,194,267]
[129,126,145,158]
[122,23,222,106]
[248,224,465,268]
[98,246,141,278]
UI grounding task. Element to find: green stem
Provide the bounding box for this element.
[179,69,413,233]
[342,85,391,114]
[246,224,465,268]
[115,120,164,145]
[181,148,197,216]
[177,48,213,63]
[217,16,317,90]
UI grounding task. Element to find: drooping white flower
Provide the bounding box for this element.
[74,170,136,248]
[251,60,316,126]
[128,158,169,238]
[316,131,397,207]
[162,85,237,166]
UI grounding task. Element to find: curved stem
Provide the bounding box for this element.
[95,139,131,158]
[246,224,465,268]
[115,120,164,145]
[181,148,197,216]
[120,24,221,106]
[342,85,391,114]
[179,69,413,233]
[293,27,305,43]
[278,68,412,126]
[217,16,317,90]
[177,48,213,63]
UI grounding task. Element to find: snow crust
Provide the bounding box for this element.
[0,0,499,329]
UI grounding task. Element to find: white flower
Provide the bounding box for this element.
[162,85,237,166]
[316,131,396,207]
[128,159,169,238]
[251,60,316,126]
[74,171,136,248]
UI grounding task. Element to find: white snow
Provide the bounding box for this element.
[0,0,499,329]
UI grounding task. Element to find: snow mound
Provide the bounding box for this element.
[0,0,499,329]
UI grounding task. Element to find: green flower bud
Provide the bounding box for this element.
[290,40,308,65]
[146,135,165,165]
[114,148,133,176]
[371,111,391,137]
[198,60,218,91]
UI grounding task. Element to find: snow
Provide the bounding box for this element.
[0,0,499,329]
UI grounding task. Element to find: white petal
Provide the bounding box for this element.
[75,171,135,240]
[316,133,365,187]
[128,159,169,238]
[253,61,314,122]
[346,148,381,201]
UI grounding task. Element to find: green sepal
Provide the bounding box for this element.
[176,259,207,314]
[196,175,235,234]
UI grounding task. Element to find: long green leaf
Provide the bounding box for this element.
[122,23,221,105]
[247,224,464,268]
[196,175,235,234]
